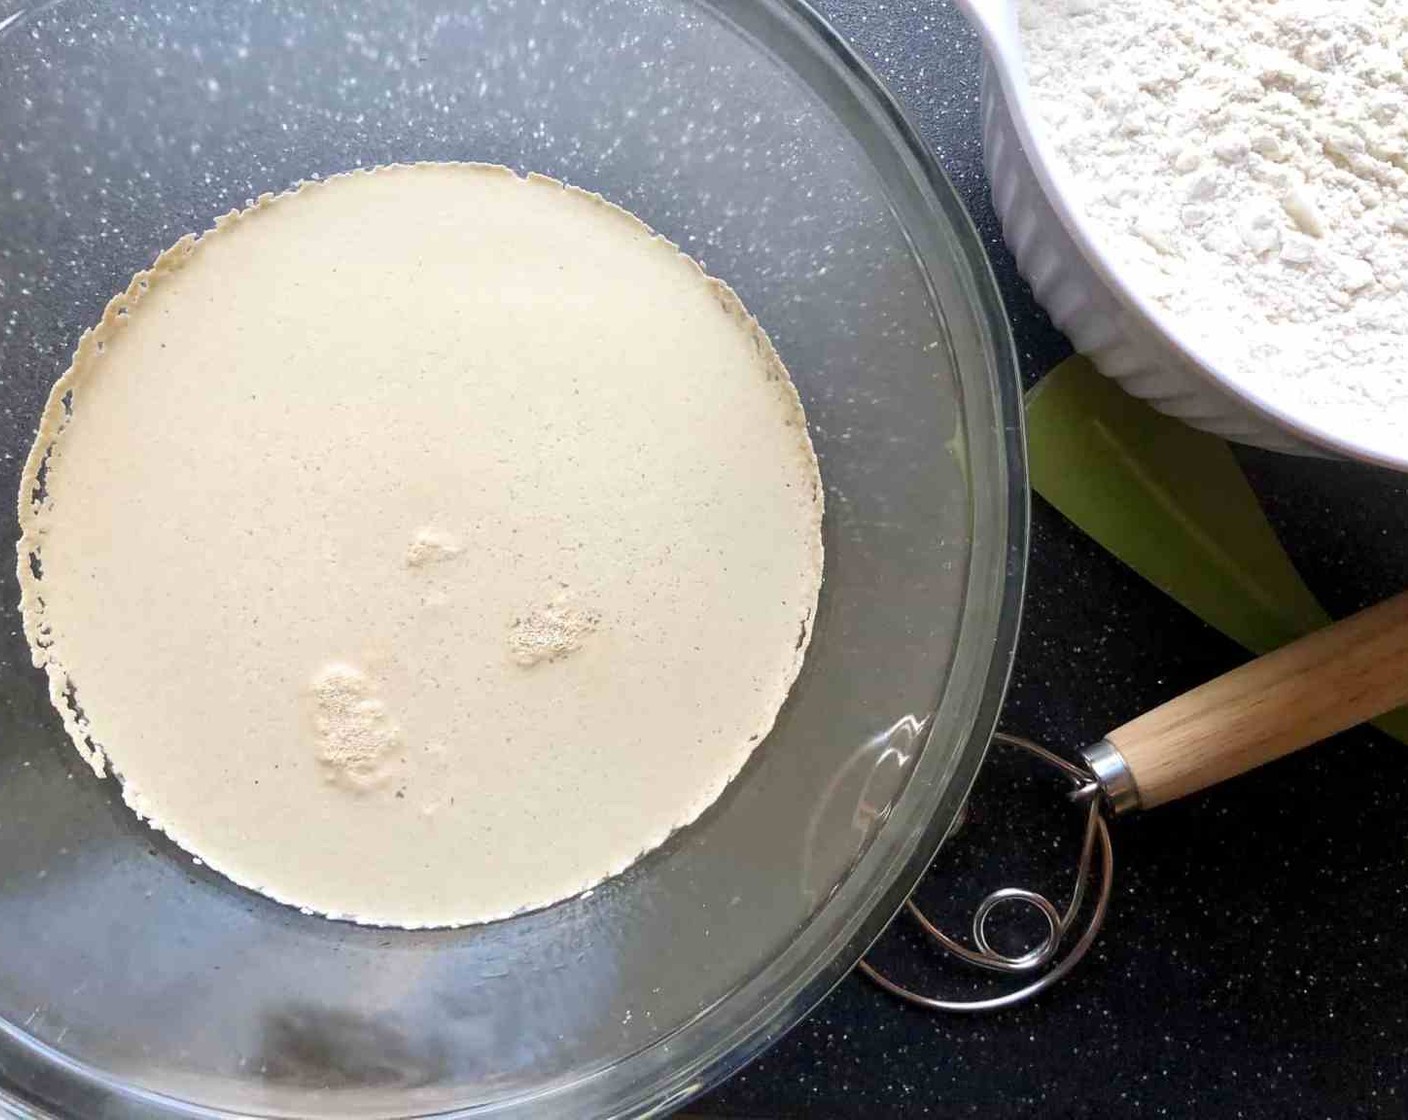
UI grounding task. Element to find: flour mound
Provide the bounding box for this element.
[1020,0,1408,452]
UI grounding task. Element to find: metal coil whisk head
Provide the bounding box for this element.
[859,733,1114,1013]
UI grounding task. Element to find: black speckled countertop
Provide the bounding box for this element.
[697,3,1408,1117]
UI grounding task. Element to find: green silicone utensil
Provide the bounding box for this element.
[1025,355,1407,745]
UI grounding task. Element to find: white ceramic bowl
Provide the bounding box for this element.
[960,0,1408,471]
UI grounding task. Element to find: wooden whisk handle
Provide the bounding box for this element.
[1085,590,1408,812]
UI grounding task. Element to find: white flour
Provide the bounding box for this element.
[1019,0,1408,455]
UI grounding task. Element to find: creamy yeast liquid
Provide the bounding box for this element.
[18,163,823,927]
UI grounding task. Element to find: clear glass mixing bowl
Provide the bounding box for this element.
[0,0,1026,1115]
